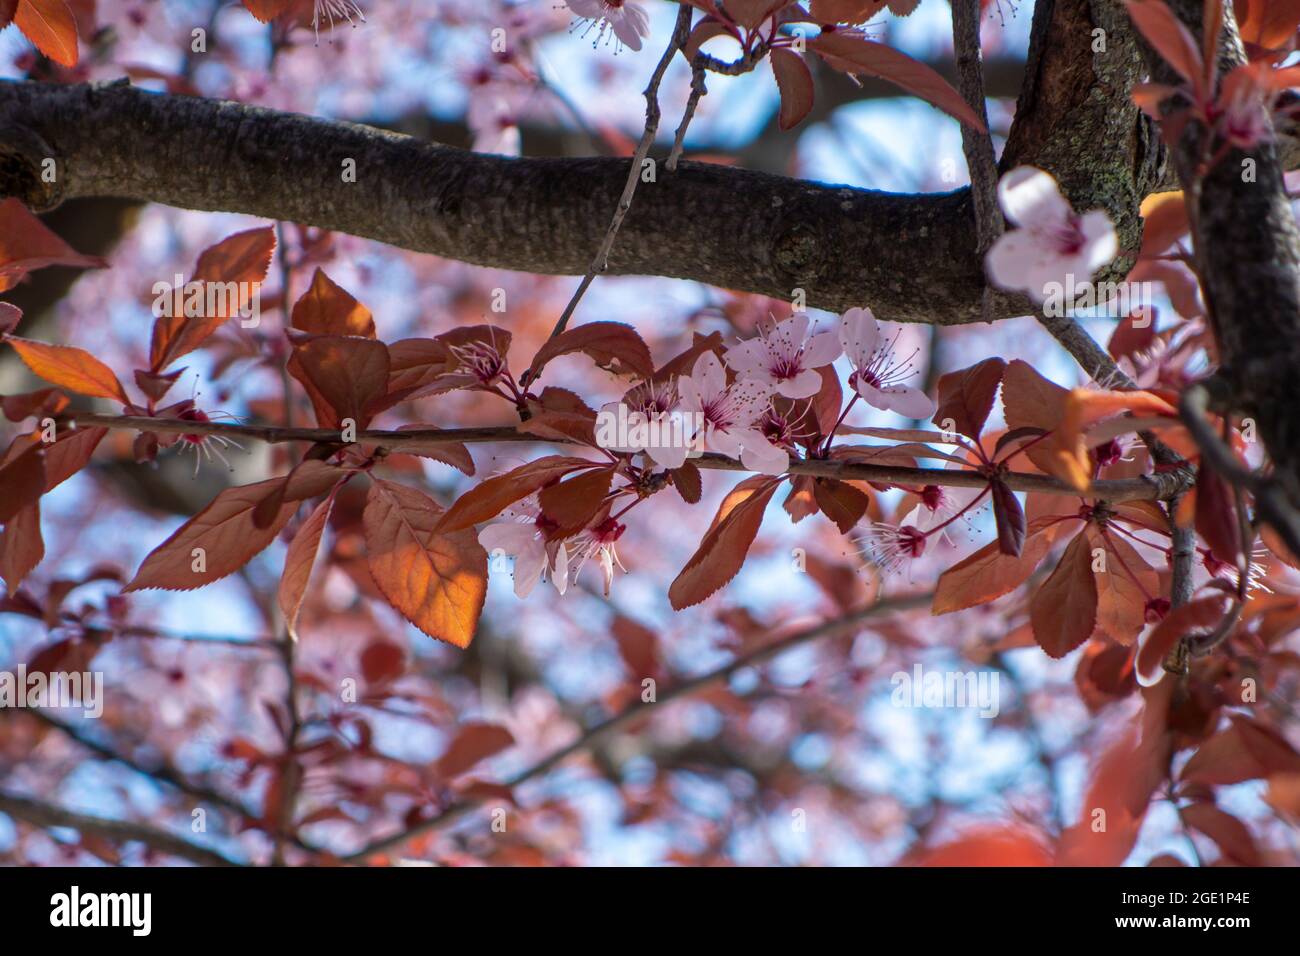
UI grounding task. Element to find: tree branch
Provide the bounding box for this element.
[342,590,935,862]
[0,789,243,866]
[0,49,1142,327]
[71,412,1190,501]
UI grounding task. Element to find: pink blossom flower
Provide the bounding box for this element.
[598,379,691,471]
[467,80,527,156]
[567,0,650,53]
[858,522,927,576]
[677,353,788,475]
[564,517,627,596]
[836,307,935,418]
[902,481,983,542]
[477,495,569,599]
[312,0,365,44]
[724,313,841,400]
[985,166,1118,304]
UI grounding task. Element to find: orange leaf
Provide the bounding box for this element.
[363,479,487,648]
[0,442,44,523]
[1050,387,1178,491]
[14,0,78,67]
[436,456,600,533]
[808,32,987,131]
[289,335,390,428]
[291,268,375,338]
[5,337,127,403]
[1030,530,1098,658]
[911,827,1053,866]
[241,0,295,23]
[1000,359,1069,474]
[125,477,299,591]
[1235,0,1300,51]
[669,477,781,609]
[435,723,516,779]
[149,226,276,371]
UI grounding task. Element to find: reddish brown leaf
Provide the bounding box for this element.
[278,493,336,640]
[359,640,405,684]
[1193,464,1241,565]
[6,337,128,403]
[538,465,615,538]
[125,479,298,591]
[812,477,869,534]
[1181,801,1260,866]
[435,722,515,779]
[770,48,815,130]
[517,387,599,447]
[671,461,703,504]
[0,198,103,290]
[390,425,475,475]
[436,456,600,533]
[1091,526,1159,645]
[1030,530,1098,658]
[808,32,987,131]
[0,500,42,591]
[363,479,487,648]
[528,321,653,380]
[1235,0,1300,50]
[669,477,780,609]
[1124,1,1203,90]
[291,268,376,338]
[990,478,1025,557]
[0,443,45,524]
[1135,595,1227,685]
[932,357,1005,441]
[1001,359,1070,473]
[932,531,1054,614]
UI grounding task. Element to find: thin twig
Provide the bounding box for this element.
[522,4,695,386]
[667,60,707,171]
[342,591,935,862]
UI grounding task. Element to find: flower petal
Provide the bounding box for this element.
[998,166,1070,228]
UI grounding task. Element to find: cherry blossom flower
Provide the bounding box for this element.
[477,495,570,599]
[724,313,841,400]
[312,0,365,44]
[836,307,935,418]
[175,403,244,476]
[902,482,984,542]
[857,522,927,576]
[566,0,650,53]
[598,379,691,470]
[985,166,1118,304]
[677,353,788,475]
[564,517,627,595]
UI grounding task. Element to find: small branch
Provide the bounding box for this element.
[523,4,694,383]
[0,790,242,866]
[71,412,1190,501]
[952,0,1002,254]
[667,60,707,172]
[342,591,935,862]
[1181,383,1300,560]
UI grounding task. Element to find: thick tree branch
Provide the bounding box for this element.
[0,36,1146,328]
[71,412,1190,501]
